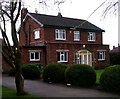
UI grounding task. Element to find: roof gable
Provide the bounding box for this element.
[27,12,105,32]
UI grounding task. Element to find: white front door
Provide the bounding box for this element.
[76,50,92,66]
[81,54,87,64]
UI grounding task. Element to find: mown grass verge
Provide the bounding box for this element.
[2,86,40,99]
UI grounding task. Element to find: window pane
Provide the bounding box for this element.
[35,52,39,59]
[57,52,60,61]
[30,52,34,59]
[34,30,40,39]
[64,52,68,61]
[61,54,64,61]
[30,51,40,61]
[57,51,68,62]
[74,31,80,41]
[88,32,96,41]
[55,29,66,40]
[98,51,105,60]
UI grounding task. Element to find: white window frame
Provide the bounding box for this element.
[34,30,40,39]
[98,51,105,61]
[74,31,80,41]
[29,51,40,61]
[55,29,66,40]
[57,51,68,62]
[88,32,96,41]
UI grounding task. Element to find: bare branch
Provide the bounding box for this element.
[13,0,18,12]
[0,25,15,60]
[2,9,12,20]
[14,1,21,23]
[1,48,15,68]
[74,0,108,29]
[1,11,6,33]
[102,0,118,18]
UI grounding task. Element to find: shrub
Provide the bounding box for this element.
[65,64,96,87]
[8,68,15,76]
[22,64,41,80]
[110,52,120,65]
[100,65,120,92]
[9,64,41,80]
[42,63,67,83]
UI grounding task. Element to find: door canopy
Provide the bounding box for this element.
[75,49,92,66]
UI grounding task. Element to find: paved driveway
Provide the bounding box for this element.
[2,75,120,98]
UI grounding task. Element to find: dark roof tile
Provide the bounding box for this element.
[29,13,105,32]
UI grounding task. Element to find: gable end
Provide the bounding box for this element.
[23,13,44,27]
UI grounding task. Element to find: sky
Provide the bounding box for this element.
[0,0,118,49]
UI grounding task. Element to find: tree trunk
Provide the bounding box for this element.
[14,47,26,95]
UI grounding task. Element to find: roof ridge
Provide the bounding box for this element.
[28,12,85,21]
[27,12,104,32]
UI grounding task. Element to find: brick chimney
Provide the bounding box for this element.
[57,12,62,18]
[21,8,28,23]
[113,46,116,49]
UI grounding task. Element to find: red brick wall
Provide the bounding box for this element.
[44,28,102,45]
[19,15,103,46]
[45,43,109,68]
[21,47,45,65]
[19,16,45,46]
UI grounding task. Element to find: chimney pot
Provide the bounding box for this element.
[113,46,115,49]
[57,12,62,17]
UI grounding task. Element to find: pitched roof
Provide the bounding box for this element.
[28,12,105,32]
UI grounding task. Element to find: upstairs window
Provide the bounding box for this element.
[34,30,40,39]
[98,51,105,61]
[55,29,66,40]
[88,32,96,41]
[29,51,40,61]
[57,51,68,62]
[74,31,80,41]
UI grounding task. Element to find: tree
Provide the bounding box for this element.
[102,0,118,18]
[0,0,26,95]
[0,0,67,96]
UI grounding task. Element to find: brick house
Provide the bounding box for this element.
[19,8,110,68]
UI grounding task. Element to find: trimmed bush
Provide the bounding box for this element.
[8,64,41,80]
[100,65,120,91]
[110,52,120,65]
[65,64,96,87]
[42,63,67,83]
[8,68,15,76]
[22,64,40,79]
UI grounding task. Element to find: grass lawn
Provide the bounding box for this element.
[95,69,104,84]
[1,86,40,99]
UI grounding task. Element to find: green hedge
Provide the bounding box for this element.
[100,65,120,92]
[65,64,96,87]
[9,68,15,76]
[9,64,41,80]
[110,52,120,65]
[22,64,40,79]
[42,63,67,83]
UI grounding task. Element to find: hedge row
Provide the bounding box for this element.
[42,63,67,83]
[100,65,120,92]
[65,64,96,87]
[43,63,120,92]
[43,63,96,87]
[9,64,41,80]
[9,63,120,92]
